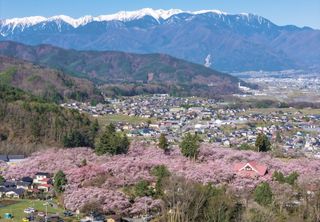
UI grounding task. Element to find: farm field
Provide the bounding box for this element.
[96,114,155,125]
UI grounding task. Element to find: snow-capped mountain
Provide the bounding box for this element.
[1,8,319,72]
[0,8,261,30]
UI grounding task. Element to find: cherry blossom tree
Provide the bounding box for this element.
[3,141,320,215]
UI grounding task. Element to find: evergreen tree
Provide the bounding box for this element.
[255,133,271,152]
[180,133,200,160]
[158,133,169,153]
[119,134,130,154]
[254,182,273,206]
[91,119,99,131]
[95,124,130,155]
[89,119,99,139]
[54,170,67,193]
[63,130,90,148]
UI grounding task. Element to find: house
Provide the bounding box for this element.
[234,161,268,177]
[33,172,50,184]
[37,183,53,192]
[16,181,32,190]
[3,180,16,188]
[5,188,25,198]
[33,172,52,192]
[22,176,33,184]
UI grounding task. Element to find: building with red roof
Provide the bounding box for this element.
[234,161,268,177]
[33,172,52,192]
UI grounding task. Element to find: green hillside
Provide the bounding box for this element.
[0,84,99,154]
[0,56,103,103]
[0,41,247,96]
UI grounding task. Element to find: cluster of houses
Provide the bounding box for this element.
[0,172,52,198]
[61,95,320,158]
[244,72,320,102]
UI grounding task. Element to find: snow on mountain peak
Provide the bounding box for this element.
[47,15,94,27]
[193,9,227,15]
[96,8,185,22]
[1,16,46,27]
[0,8,235,30]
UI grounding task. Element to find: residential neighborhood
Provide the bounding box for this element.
[61,94,320,158]
[0,172,52,198]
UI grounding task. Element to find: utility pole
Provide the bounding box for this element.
[44,195,48,222]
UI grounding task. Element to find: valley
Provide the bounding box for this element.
[0,4,319,222]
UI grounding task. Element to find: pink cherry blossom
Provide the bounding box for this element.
[3,141,320,215]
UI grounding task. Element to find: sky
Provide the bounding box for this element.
[0,0,319,29]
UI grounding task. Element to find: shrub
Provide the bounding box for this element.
[254,182,273,206]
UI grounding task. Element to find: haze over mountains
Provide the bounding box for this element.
[1,8,319,72]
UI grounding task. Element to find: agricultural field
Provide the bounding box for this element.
[96,114,155,126]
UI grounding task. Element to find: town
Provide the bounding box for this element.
[0,1,319,221]
[61,93,320,159]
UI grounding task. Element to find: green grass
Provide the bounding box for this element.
[96,114,155,126]
[0,199,66,221]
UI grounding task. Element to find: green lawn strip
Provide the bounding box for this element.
[97,114,155,125]
[0,199,67,221]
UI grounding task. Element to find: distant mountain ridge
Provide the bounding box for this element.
[0,41,243,97]
[1,8,319,72]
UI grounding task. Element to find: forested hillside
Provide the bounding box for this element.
[0,85,99,154]
[0,56,103,103]
[0,41,245,97]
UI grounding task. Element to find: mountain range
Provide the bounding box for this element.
[0,41,244,97]
[1,8,319,72]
